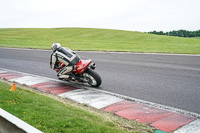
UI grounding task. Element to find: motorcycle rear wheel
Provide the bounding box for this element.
[83,68,102,87]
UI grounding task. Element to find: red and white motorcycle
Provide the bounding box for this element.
[55,60,102,87]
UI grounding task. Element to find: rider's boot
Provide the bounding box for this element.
[57,74,70,80]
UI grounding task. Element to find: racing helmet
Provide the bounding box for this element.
[51,42,61,52]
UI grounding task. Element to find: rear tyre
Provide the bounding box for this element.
[83,68,102,87]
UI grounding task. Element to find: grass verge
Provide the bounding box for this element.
[0,28,200,54]
[0,80,155,133]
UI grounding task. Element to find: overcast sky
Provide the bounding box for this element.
[0,0,200,32]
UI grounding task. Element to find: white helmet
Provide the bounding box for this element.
[51,42,61,52]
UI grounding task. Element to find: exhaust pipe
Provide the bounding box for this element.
[90,63,96,70]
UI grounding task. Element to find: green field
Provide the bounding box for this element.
[0,28,200,54]
[0,81,154,133]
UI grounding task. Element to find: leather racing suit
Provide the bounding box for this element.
[50,47,80,79]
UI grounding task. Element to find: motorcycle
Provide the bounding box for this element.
[55,59,102,87]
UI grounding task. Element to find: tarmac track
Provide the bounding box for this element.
[0,48,200,114]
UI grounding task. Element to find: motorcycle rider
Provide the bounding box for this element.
[50,42,80,79]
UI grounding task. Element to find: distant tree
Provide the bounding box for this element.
[195,30,200,37]
[158,31,164,35]
[188,32,195,37]
[148,30,200,37]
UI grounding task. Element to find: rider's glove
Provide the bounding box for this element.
[55,68,60,72]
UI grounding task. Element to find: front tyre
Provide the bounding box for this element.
[83,68,102,87]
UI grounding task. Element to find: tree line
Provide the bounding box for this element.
[148,30,200,37]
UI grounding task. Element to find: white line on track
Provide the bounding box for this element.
[1,67,200,119]
[85,86,200,119]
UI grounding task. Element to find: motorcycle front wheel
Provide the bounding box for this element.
[83,68,102,87]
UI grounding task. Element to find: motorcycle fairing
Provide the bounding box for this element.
[76,60,92,74]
